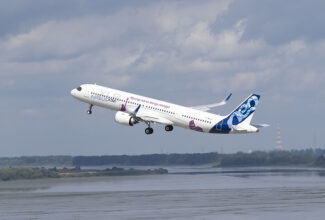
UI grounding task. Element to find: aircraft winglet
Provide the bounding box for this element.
[224,93,232,103]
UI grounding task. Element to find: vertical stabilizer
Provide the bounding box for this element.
[210,94,260,133]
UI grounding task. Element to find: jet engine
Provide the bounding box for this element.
[114,111,139,126]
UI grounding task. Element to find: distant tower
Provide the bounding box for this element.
[275,124,283,150]
[313,130,317,148]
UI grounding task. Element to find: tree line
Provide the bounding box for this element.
[73,149,325,167]
[1,149,325,167]
[0,167,59,181]
[73,152,218,166]
[0,156,73,166]
[0,167,168,181]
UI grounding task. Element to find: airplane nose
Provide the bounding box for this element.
[71,89,76,96]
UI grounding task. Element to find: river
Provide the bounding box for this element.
[0,166,325,220]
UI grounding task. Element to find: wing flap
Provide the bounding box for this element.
[139,114,174,125]
[131,105,173,125]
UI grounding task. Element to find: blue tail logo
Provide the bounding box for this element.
[210,94,260,133]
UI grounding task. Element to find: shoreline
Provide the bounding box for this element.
[0,167,168,182]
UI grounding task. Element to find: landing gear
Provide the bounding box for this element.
[87,104,93,115]
[145,127,153,135]
[145,122,153,134]
[165,125,173,132]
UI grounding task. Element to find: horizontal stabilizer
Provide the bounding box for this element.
[252,123,270,128]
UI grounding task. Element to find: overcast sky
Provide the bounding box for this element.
[1,0,324,156]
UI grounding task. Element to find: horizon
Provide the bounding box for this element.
[1,147,324,158]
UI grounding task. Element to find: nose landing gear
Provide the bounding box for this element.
[87,104,93,115]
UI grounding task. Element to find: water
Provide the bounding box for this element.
[1,167,325,220]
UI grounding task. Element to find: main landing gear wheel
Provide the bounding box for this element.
[165,125,173,132]
[87,104,93,115]
[145,127,154,135]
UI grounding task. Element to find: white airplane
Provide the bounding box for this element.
[71,84,268,135]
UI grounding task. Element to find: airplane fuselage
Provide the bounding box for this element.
[71,84,260,134]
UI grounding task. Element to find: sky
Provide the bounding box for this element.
[1,0,325,156]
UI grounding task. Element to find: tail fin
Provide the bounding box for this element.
[209,94,260,133]
[227,94,260,126]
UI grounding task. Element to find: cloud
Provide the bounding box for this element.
[0,0,324,96]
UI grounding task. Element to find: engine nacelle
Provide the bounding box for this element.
[114,111,139,126]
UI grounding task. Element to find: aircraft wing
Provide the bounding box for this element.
[190,93,232,112]
[139,115,173,125]
[130,105,173,125]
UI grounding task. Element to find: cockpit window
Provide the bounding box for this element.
[77,86,82,91]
